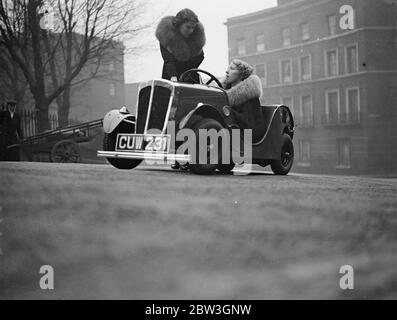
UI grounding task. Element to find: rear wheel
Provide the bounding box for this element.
[189,118,227,175]
[103,122,142,170]
[271,134,294,175]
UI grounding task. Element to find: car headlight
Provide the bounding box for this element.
[223,106,231,117]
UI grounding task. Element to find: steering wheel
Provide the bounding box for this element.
[179,69,223,89]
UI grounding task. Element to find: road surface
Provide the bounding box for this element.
[0,162,396,299]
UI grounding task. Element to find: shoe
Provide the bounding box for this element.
[171,162,180,170]
[179,163,189,171]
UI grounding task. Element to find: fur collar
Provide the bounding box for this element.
[155,16,206,62]
[224,75,263,107]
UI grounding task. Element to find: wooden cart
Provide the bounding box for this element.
[8,119,103,163]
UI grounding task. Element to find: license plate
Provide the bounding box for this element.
[116,134,170,152]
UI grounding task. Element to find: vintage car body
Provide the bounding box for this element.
[98,71,295,175]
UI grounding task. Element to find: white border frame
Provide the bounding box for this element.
[255,34,266,52]
[300,22,310,42]
[299,54,312,81]
[298,139,312,167]
[344,43,359,74]
[279,58,293,84]
[237,38,246,56]
[336,138,352,168]
[255,63,267,87]
[345,86,361,123]
[300,94,313,126]
[327,14,337,36]
[325,89,340,122]
[324,48,339,78]
[281,27,291,47]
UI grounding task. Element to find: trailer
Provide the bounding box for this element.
[8,119,103,163]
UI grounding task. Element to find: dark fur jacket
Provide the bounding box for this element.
[155,16,206,62]
[222,75,263,107]
[221,75,265,142]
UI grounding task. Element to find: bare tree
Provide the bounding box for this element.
[0,0,148,131]
[0,44,28,107]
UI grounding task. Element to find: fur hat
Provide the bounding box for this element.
[155,16,206,62]
[225,75,263,107]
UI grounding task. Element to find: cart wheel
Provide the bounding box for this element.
[50,140,81,163]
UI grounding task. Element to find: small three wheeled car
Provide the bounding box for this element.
[97,69,295,175]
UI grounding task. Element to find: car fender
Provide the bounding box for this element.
[179,103,228,130]
[103,109,135,134]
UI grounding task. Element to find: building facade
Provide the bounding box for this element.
[66,42,126,124]
[226,0,397,174]
[124,82,140,115]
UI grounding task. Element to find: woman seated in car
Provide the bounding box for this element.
[222,59,266,142]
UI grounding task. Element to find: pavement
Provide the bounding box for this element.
[0,162,396,299]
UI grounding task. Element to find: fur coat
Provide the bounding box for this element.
[155,16,206,62]
[222,75,265,142]
[223,75,263,107]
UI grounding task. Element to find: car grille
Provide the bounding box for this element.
[136,85,171,134]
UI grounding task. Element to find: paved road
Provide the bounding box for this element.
[0,162,396,299]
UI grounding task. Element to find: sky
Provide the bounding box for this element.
[124,0,277,83]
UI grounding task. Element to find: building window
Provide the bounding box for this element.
[108,61,115,72]
[345,87,360,124]
[345,44,358,74]
[280,59,292,83]
[281,27,291,47]
[337,139,351,167]
[255,64,266,86]
[300,55,311,81]
[298,140,311,165]
[282,96,294,116]
[328,15,337,36]
[301,23,310,41]
[325,89,340,124]
[110,83,116,96]
[325,49,338,77]
[237,39,246,55]
[300,95,313,127]
[256,34,265,52]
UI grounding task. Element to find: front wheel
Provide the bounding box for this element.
[189,118,227,175]
[271,135,294,175]
[103,122,142,170]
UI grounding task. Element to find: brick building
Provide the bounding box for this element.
[226,0,397,174]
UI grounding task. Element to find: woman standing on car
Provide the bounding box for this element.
[155,9,206,82]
